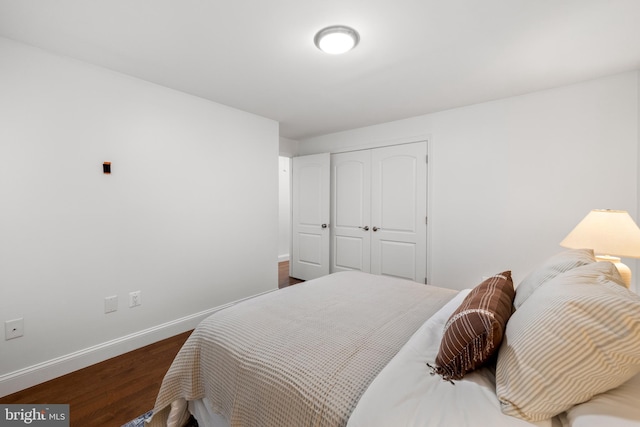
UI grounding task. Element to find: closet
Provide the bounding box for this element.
[330,142,427,282]
[290,141,427,282]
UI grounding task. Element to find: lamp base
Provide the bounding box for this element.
[595,255,631,288]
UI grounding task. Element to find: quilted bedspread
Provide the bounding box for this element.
[149,271,456,427]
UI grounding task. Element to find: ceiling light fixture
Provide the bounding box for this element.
[314,25,360,54]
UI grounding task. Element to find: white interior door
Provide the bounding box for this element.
[370,142,427,282]
[331,150,371,273]
[291,153,330,280]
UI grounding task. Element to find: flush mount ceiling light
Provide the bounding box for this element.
[314,25,360,54]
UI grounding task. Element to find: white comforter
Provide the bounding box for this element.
[347,290,552,427]
[151,271,457,427]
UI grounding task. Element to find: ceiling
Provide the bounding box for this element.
[1,1,640,140]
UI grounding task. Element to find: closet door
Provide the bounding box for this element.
[370,142,427,282]
[330,151,371,273]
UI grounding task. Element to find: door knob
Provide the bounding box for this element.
[372,226,380,232]
[358,226,370,231]
[321,223,329,229]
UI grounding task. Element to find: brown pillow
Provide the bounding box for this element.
[432,272,515,381]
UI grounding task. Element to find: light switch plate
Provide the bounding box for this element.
[104,295,118,314]
[129,291,141,308]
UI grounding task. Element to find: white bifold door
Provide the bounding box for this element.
[331,142,427,282]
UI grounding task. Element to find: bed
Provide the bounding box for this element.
[149,249,640,427]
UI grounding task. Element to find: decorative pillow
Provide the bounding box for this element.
[431,272,515,381]
[496,262,640,422]
[513,248,595,309]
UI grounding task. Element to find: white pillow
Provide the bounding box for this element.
[496,262,640,422]
[563,373,640,427]
[513,248,595,309]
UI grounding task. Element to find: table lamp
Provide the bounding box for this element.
[560,209,640,288]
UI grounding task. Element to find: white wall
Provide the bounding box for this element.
[300,72,640,292]
[278,157,291,262]
[0,37,279,395]
[279,137,299,157]
[278,138,299,263]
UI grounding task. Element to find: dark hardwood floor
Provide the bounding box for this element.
[279,260,304,288]
[0,331,192,426]
[0,261,302,427]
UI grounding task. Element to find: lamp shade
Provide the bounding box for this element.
[560,209,640,258]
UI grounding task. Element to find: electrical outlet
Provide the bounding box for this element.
[5,318,24,340]
[104,295,118,314]
[129,291,141,308]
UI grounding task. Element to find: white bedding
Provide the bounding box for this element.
[559,372,640,427]
[151,271,456,427]
[183,288,555,427]
[169,262,640,427]
[184,282,640,427]
[347,289,553,427]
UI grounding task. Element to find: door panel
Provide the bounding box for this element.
[371,143,427,282]
[297,233,323,266]
[379,240,416,279]
[291,153,330,280]
[334,236,365,270]
[378,155,417,232]
[331,151,371,273]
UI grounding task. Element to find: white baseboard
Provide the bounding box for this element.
[278,254,289,263]
[0,290,275,398]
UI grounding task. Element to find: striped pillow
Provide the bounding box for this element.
[432,272,515,381]
[496,262,640,421]
[513,248,595,309]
